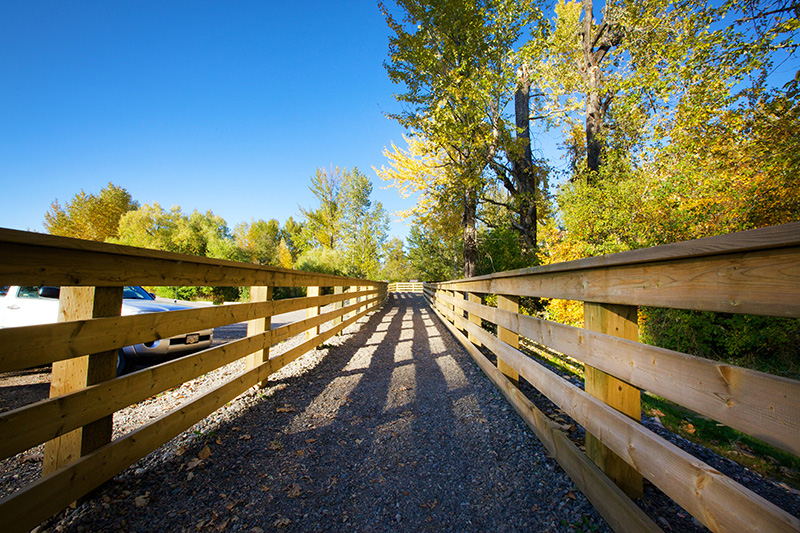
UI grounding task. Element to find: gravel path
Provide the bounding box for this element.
[16,294,608,532]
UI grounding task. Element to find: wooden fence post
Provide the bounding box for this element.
[306,286,321,341]
[333,286,343,326]
[246,285,273,388]
[497,294,520,387]
[467,292,482,347]
[583,302,643,499]
[43,286,123,476]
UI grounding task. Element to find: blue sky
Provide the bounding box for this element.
[0,1,424,240]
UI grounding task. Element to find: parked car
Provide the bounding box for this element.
[0,285,213,375]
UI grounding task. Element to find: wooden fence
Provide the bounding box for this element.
[0,228,387,533]
[425,222,800,533]
[388,281,424,293]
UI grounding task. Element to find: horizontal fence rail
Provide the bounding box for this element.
[0,228,388,532]
[387,281,424,293]
[425,221,800,533]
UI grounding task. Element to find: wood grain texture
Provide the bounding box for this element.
[584,302,643,499]
[436,290,800,457]
[245,286,273,389]
[439,221,800,283]
[448,309,800,532]
[0,228,385,288]
[0,297,382,533]
[43,287,123,477]
[467,292,482,347]
[0,288,377,372]
[497,294,520,386]
[436,247,800,317]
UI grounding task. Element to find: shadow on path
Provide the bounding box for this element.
[62,294,609,532]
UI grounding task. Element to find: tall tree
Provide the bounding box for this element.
[382,0,549,271]
[233,218,282,265]
[44,182,139,241]
[339,168,390,279]
[298,168,343,249]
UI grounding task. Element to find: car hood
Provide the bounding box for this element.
[121,299,194,315]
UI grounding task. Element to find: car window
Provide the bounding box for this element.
[123,286,155,300]
[0,287,8,297]
[17,286,41,299]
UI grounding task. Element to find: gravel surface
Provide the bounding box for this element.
[1,294,798,532]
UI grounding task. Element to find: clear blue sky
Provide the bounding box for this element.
[0,1,418,240]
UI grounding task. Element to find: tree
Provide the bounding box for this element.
[339,168,390,279]
[380,237,415,282]
[44,182,139,241]
[381,0,533,276]
[233,218,282,265]
[299,168,343,249]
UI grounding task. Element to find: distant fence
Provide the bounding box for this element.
[425,222,800,533]
[0,229,388,533]
[388,281,423,293]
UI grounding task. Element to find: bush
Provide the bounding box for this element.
[640,308,800,380]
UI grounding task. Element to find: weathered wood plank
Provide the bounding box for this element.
[452,311,800,532]
[438,290,800,457]
[0,298,381,533]
[584,302,643,499]
[42,287,122,476]
[245,286,272,389]
[0,288,377,372]
[0,228,383,288]
[0,296,378,461]
[497,295,520,387]
[427,297,661,533]
[441,221,800,282]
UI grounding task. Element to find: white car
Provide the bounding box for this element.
[0,285,213,375]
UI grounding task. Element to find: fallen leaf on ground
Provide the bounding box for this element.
[276,405,295,413]
[420,499,437,510]
[273,517,291,528]
[186,459,202,471]
[134,492,150,508]
[239,434,252,441]
[198,446,212,460]
[269,441,283,451]
[175,446,186,456]
[564,491,577,500]
[287,483,301,498]
[305,438,317,444]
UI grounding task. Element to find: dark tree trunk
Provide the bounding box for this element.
[462,188,477,278]
[579,0,622,183]
[585,70,603,178]
[513,68,537,250]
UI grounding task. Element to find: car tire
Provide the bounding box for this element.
[116,349,134,376]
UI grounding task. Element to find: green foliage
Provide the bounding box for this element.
[641,309,800,380]
[339,168,390,279]
[406,222,461,281]
[294,247,344,276]
[299,168,343,250]
[44,182,139,241]
[233,218,282,265]
[380,237,415,282]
